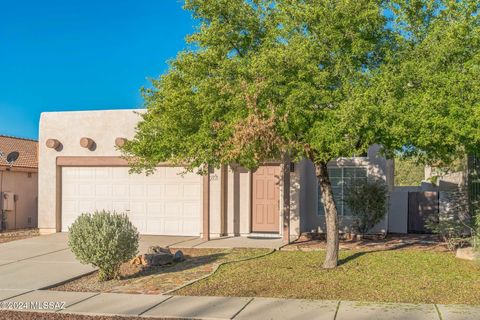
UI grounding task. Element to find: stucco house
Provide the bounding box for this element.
[38,109,395,240]
[0,135,38,230]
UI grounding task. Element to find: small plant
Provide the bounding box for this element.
[426,209,480,251]
[344,179,388,235]
[68,210,139,281]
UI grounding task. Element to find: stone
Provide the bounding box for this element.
[143,252,174,267]
[148,245,171,254]
[173,250,185,262]
[130,255,143,265]
[456,247,479,261]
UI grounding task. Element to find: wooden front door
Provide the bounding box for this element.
[252,165,280,233]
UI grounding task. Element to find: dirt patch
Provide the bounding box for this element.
[282,233,448,252]
[50,248,269,295]
[0,229,39,244]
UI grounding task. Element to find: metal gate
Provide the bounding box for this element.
[468,154,480,215]
[408,191,439,233]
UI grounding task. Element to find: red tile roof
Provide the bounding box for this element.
[0,135,38,169]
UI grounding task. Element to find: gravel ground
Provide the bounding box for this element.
[0,228,39,243]
[0,311,178,320]
[283,233,448,252]
[51,248,269,294]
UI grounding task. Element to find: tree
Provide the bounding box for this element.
[123,0,389,269]
[394,156,425,186]
[122,0,479,269]
[369,1,480,163]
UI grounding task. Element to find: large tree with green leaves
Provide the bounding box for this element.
[122,0,479,268]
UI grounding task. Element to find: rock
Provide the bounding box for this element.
[173,250,185,262]
[130,255,143,265]
[148,246,171,254]
[456,247,479,261]
[143,252,174,267]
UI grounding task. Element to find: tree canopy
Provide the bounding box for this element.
[122,0,480,268]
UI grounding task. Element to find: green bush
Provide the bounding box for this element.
[344,179,388,235]
[68,210,139,281]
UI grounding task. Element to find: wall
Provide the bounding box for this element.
[39,109,223,235]
[0,168,38,229]
[39,109,300,237]
[300,145,394,234]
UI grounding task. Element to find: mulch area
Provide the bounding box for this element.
[0,228,39,243]
[0,311,175,320]
[51,248,268,295]
[282,233,449,252]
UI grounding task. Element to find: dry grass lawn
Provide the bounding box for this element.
[176,249,480,304]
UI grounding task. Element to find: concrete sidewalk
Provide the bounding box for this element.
[0,290,478,320]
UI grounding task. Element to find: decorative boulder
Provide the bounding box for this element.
[143,252,174,267]
[130,255,143,265]
[173,250,185,262]
[148,246,171,255]
[456,247,479,261]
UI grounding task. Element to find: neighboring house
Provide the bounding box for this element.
[0,135,38,230]
[38,110,396,239]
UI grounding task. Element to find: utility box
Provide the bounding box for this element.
[1,192,15,211]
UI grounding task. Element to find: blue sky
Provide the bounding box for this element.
[0,0,195,139]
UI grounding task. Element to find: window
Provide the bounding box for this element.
[318,167,368,216]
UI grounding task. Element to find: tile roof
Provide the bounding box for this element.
[0,135,38,169]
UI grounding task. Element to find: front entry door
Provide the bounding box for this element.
[252,165,280,233]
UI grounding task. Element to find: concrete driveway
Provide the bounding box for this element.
[0,233,281,293]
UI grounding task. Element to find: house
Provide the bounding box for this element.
[0,135,38,230]
[38,109,396,239]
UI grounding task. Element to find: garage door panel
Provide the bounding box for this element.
[147,202,164,217]
[63,184,77,197]
[183,184,201,198]
[183,203,201,218]
[147,185,163,198]
[95,168,111,179]
[78,200,94,214]
[78,184,94,196]
[165,184,181,198]
[95,184,112,197]
[62,167,201,235]
[112,201,129,213]
[145,220,163,234]
[78,168,94,179]
[164,202,182,217]
[112,167,130,179]
[95,200,113,212]
[113,184,129,197]
[130,185,146,198]
[182,220,200,235]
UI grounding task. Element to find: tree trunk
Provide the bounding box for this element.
[315,162,339,269]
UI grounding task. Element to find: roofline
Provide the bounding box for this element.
[40,108,145,116]
[0,135,38,142]
[0,165,38,172]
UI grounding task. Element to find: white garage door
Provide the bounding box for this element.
[61,167,202,235]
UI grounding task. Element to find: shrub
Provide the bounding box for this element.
[68,210,139,281]
[344,179,388,235]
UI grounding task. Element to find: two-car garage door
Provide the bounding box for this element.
[61,167,202,236]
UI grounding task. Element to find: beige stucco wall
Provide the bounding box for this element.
[299,144,395,234]
[40,109,392,238]
[0,169,38,229]
[40,109,224,236]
